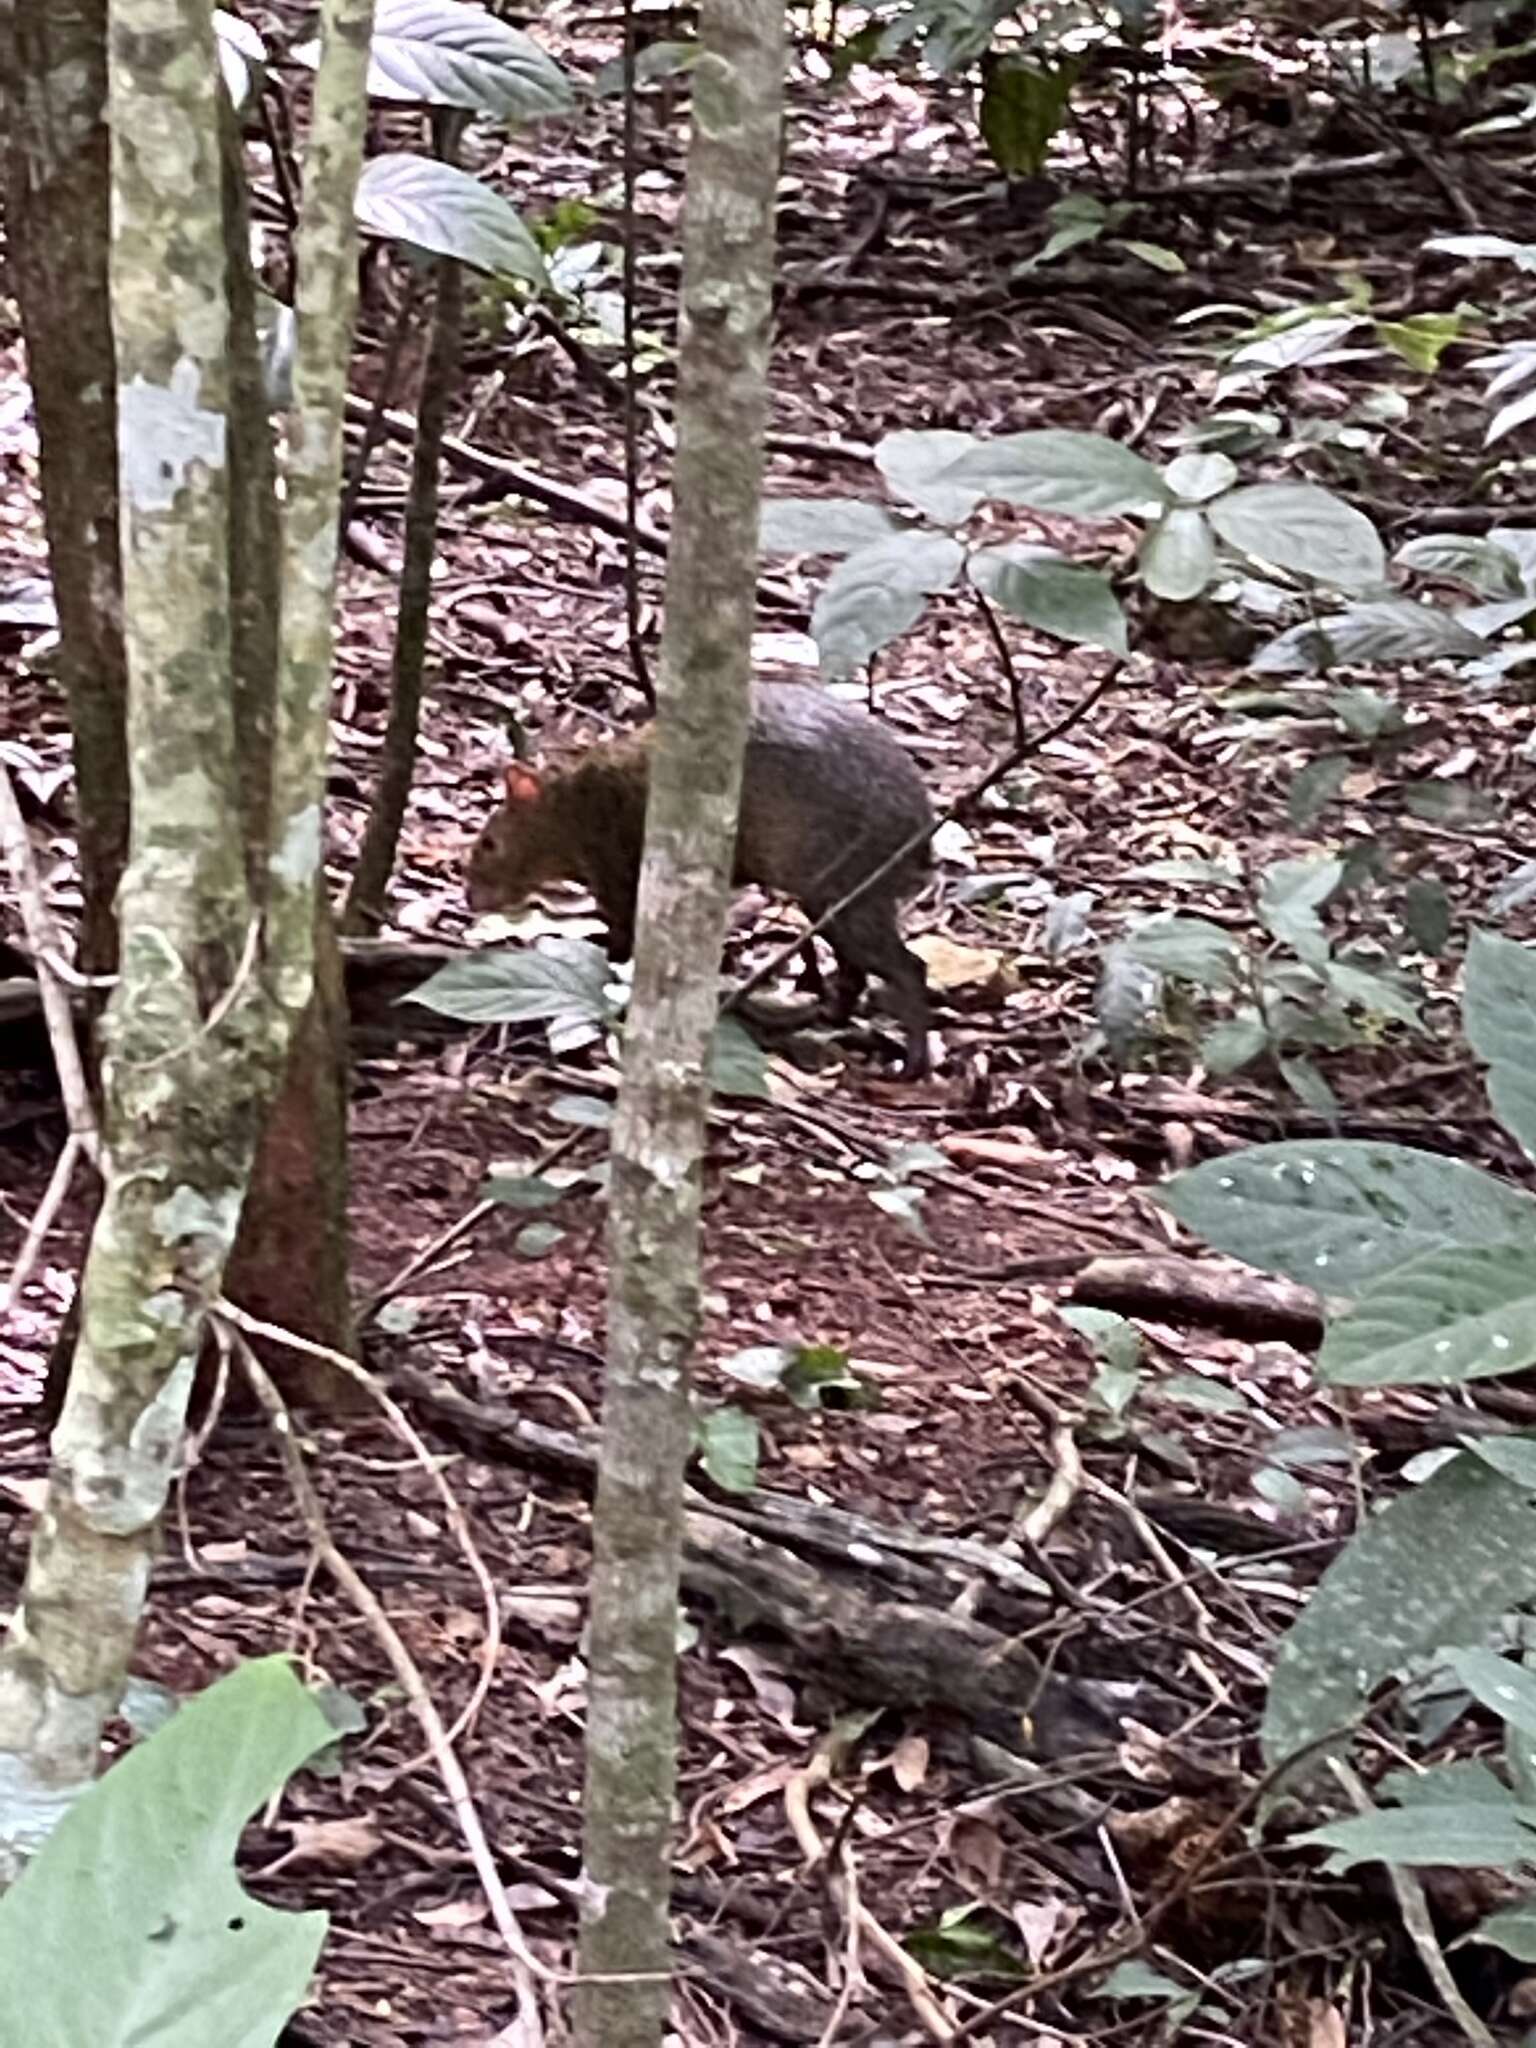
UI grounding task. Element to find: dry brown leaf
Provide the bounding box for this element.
[888,1731,930,1792]
[281,1817,385,1871]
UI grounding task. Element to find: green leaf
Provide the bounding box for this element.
[1096,942,1160,1060]
[1099,1959,1198,2005]
[1258,856,1342,961]
[590,37,698,94]
[1287,755,1349,828]
[1059,1305,1143,1371]
[1278,1055,1339,1113]
[1200,1012,1270,1074]
[513,1220,565,1259]
[1319,1243,1536,1388]
[810,532,964,678]
[350,0,573,119]
[1253,597,1487,674]
[1473,1900,1536,1962]
[1162,1373,1249,1414]
[1264,1456,1536,1767]
[1466,930,1536,1070]
[711,1015,770,1099]
[355,155,547,286]
[1466,1435,1536,1488]
[1159,1141,1536,1295]
[937,429,1170,519]
[414,940,615,1026]
[548,1092,615,1129]
[1394,535,1528,597]
[1323,959,1423,1032]
[874,429,986,525]
[1403,778,1497,825]
[1163,452,1237,503]
[0,1659,333,2048]
[1089,1357,1142,1418]
[1376,312,1462,374]
[695,1405,759,1494]
[1403,879,1451,956]
[1207,484,1385,591]
[1298,1800,1536,1874]
[967,544,1128,653]
[1139,507,1216,601]
[1443,1648,1536,1737]
[1124,916,1243,989]
[1489,1066,1536,1168]
[1118,238,1186,274]
[759,497,902,558]
[1328,684,1400,739]
[978,59,1072,177]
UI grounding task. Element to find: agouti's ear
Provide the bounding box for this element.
[503,763,543,804]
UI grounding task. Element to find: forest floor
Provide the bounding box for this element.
[3,8,1536,2044]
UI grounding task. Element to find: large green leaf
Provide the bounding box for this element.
[810,532,963,677]
[1263,1456,1536,1766]
[1257,855,1342,963]
[355,155,546,286]
[1466,930,1536,1162]
[1124,916,1243,989]
[413,939,615,1026]
[1252,596,1487,674]
[1394,534,1528,596]
[0,1659,334,2048]
[1319,1243,1536,1387]
[936,430,1169,519]
[759,498,901,558]
[1159,1141,1536,1295]
[1207,483,1385,591]
[1299,1800,1536,1874]
[967,543,1127,652]
[874,430,986,525]
[356,0,572,119]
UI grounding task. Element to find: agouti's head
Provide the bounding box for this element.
[466,762,562,914]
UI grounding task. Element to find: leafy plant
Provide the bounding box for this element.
[1016,192,1184,276]
[413,937,771,1097]
[761,426,1384,679]
[1156,931,1536,1915]
[0,1659,340,2048]
[1106,852,1424,1109]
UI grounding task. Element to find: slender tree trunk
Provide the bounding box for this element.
[0,0,374,1865]
[575,2,785,2041]
[5,0,127,988]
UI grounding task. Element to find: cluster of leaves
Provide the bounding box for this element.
[1153,933,1536,1957]
[1101,852,1425,1110]
[760,425,1384,676]
[0,1660,347,2048]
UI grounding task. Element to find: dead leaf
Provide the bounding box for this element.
[911,932,1009,997]
[940,1133,1056,1173]
[887,1732,930,1792]
[415,1897,488,1931]
[947,1814,1006,1893]
[280,1817,385,1871]
[719,1644,799,1726]
[1011,1896,1069,1966]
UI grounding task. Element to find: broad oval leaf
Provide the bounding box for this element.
[978,59,1071,177]
[1299,1801,1536,1874]
[1394,534,1527,597]
[1466,929,1536,1070]
[710,1015,770,1099]
[696,1405,760,1494]
[874,429,986,525]
[1320,1243,1536,1387]
[759,497,901,558]
[1096,941,1160,1059]
[1159,1141,1536,1295]
[1252,596,1489,674]
[1444,1648,1536,1738]
[937,430,1169,519]
[1163,451,1237,503]
[967,543,1127,652]
[1208,483,1385,591]
[355,155,547,286]
[0,1658,333,2048]
[1139,506,1216,601]
[413,940,615,1026]
[358,0,572,119]
[1263,1455,1536,1767]
[810,532,963,677]
[1124,916,1243,989]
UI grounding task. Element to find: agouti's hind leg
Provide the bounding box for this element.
[823,904,931,1078]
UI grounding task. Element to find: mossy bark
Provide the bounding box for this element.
[575,1,786,2040]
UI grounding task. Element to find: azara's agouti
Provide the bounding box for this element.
[466,682,935,1075]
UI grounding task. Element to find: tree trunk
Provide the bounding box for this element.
[575,3,786,2041]
[5,0,128,988]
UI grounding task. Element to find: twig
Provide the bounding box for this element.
[0,759,103,1169]
[232,1330,551,2041]
[0,1133,82,1320]
[725,663,1123,1017]
[214,1299,503,1756]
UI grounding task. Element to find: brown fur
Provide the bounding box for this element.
[466,684,934,1074]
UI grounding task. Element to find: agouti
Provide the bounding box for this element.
[466,682,935,1076]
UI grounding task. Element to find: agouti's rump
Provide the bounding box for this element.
[466,682,935,1075]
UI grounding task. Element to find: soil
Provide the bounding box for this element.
[3,8,1536,2043]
